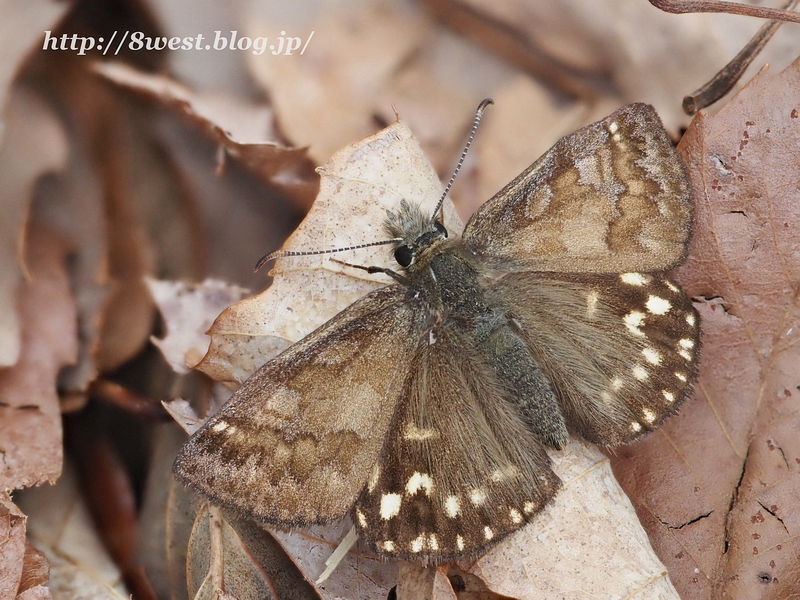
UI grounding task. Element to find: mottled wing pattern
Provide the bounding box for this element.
[173,285,429,526]
[488,271,700,446]
[463,103,692,274]
[355,321,560,562]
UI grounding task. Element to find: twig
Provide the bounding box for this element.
[649,0,800,24]
[682,0,800,114]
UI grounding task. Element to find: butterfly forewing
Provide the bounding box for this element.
[488,272,699,445]
[463,103,692,274]
[174,285,429,525]
[355,322,560,562]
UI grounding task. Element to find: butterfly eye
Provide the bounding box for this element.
[394,245,414,267]
[434,221,448,237]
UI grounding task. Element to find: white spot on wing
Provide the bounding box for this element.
[632,365,649,381]
[662,390,675,403]
[679,339,695,349]
[456,535,465,551]
[444,495,461,518]
[620,273,648,286]
[484,526,494,540]
[665,280,679,293]
[380,493,402,520]
[403,423,438,441]
[490,466,519,482]
[382,540,395,552]
[510,508,523,524]
[429,329,437,345]
[212,421,230,433]
[406,472,433,496]
[646,295,671,315]
[356,509,367,528]
[686,313,696,327]
[523,501,537,514]
[679,349,692,360]
[631,422,643,433]
[429,534,439,551]
[470,489,487,506]
[642,347,661,365]
[586,290,599,317]
[624,311,646,337]
[611,378,624,390]
[367,464,381,493]
[411,535,424,553]
[675,372,687,382]
[642,408,656,424]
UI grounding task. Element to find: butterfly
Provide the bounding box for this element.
[173,102,699,564]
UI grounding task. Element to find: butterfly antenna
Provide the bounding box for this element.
[431,98,494,221]
[254,238,403,272]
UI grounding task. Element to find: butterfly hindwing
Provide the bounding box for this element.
[488,271,700,445]
[354,320,560,562]
[174,285,430,525]
[463,103,692,274]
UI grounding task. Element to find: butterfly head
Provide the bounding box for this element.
[384,199,449,270]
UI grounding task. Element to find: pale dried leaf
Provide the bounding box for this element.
[0,226,76,491]
[0,493,28,599]
[396,563,456,600]
[94,61,319,207]
[163,399,204,436]
[245,1,431,164]
[16,462,129,598]
[0,87,68,367]
[611,57,800,598]
[185,503,322,600]
[16,587,53,600]
[136,423,191,599]
[18,539,50,594]
[148,277,249,374]
[468,439,678,598]
[269,519,396,599]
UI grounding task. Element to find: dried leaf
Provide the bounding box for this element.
[147,278,249,374]
[396,563,456,600]
[146,423,198,600]
[243,1,528,185]
[16,462,129,598]
[611,57,800,598]
[18,539,50,593]
[93,62,319,209]
[245,2,432,164]
[0,493,28,599]
[15,587,53,600]
[0,226,77,491]
[186,504,322,600]
[0,87,68,367]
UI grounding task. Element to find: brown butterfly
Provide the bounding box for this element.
[174,102,699,563]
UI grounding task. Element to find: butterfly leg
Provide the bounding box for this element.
[330,258,411,285]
